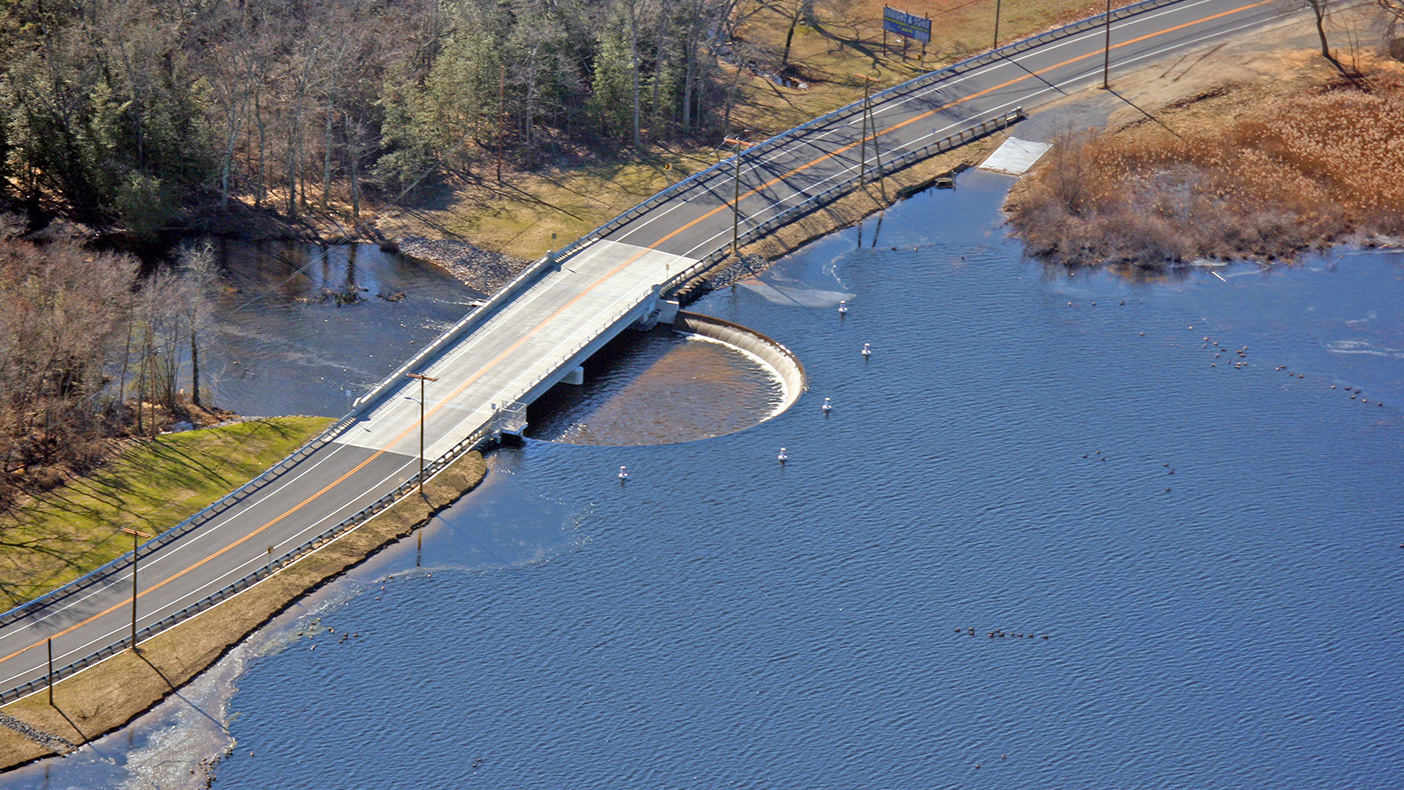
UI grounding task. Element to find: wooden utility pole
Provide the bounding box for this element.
[724,136,750,256]
[406,373,439,491]
[854,73,886,201]
[121,528,152,650]
[47,638,53,705]
[1103,0,1113,89]
[993,0,1003,50]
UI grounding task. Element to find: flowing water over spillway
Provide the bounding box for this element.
[526,328,787,446]
[7,171,1403,789]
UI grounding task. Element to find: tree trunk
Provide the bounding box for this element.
[189,325,200,408]
[781,2,802,72]
[345,113,360,222]
[255,90,267,208]
[652,5,669,132]
[117,296,134,411]
[322,106,334,211]
[682,22,697,131]
[629,0,642,147]
[220,116,240,210]
[287,124,298,217]
[1310,1,1349,74]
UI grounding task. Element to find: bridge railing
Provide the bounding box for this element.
[0,285,661,706]
[0,412,358,632]
[660,108,1025,296]
[0,0,1190,703]
[555,0,1180,262]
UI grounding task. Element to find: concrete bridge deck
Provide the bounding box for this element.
[0,0,1291,702]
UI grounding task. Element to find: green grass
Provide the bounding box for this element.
[0,416,333,609]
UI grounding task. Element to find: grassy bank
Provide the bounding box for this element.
[1006,59,1404,268]
[375,0,1134,262]
[0,417,333,610]
[0,451,488,772]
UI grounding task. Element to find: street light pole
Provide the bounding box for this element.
[724,136,749,257]
[406,373,439,492]
[1103,0,1112,89]
[120,527,152,650]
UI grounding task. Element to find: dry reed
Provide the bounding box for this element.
[1007,74,1404,267]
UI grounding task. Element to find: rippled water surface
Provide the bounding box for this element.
[205,240,480,417]
[8,171,1403,789]
[526,328,786,445]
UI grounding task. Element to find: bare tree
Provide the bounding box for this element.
[1379,0,1404,50]
[1301,0,1352,75]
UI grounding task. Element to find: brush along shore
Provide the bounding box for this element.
[1005,55,1404,269]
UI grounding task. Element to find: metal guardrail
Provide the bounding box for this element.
[0,412,359,632]
[661,108,1025,296]
[0,0,1190,704]
[0,409,502,705]
[0,287,658,706]
[555,0,1180,260]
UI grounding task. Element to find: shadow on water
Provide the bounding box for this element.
[7,169,1404,790]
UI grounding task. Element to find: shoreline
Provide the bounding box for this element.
[1,4,1379,774]
[0,452,488,772]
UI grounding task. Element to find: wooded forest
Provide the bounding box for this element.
[0,0,764,235]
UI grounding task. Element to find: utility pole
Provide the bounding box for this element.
[854,73,886,202]
[47,638,53,706]
[1103,0,1113,89]
[993,0,1003,50]
[406,373,439,492]
[121,527,152,650]
[723,135,750,257]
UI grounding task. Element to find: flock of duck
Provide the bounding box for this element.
[955,627,1051,640]
[620,289,1389,484]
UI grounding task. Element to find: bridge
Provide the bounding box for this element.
[0,0,1287,704]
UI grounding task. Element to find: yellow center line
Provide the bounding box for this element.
[0,0,1273,668]
[652,0,1275,246]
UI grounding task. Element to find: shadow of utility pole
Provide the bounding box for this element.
[1108,89,1182,138]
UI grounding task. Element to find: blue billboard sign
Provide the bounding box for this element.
[883,6,932,44]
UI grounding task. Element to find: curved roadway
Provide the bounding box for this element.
[0,0,1291,700]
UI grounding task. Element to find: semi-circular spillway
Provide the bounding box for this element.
[525,311,806,446]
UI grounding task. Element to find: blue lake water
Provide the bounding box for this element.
[6,171,1402,788]
[206,240,480,418]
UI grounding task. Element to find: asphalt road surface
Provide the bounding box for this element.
[0,0,1292,700]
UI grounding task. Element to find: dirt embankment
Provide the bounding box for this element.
[1005,44,1404,268]
[0,452,488,772]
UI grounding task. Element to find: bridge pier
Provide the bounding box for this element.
[637,285,681,329]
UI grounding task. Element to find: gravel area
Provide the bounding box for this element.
[394,236,531,295]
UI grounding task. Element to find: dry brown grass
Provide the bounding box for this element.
[1008,64,1404,267]
[731,0,1135,137]
[0,452,487,771]
[380,0,1133,262]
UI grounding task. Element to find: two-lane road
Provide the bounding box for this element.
[0,0,1299,702]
